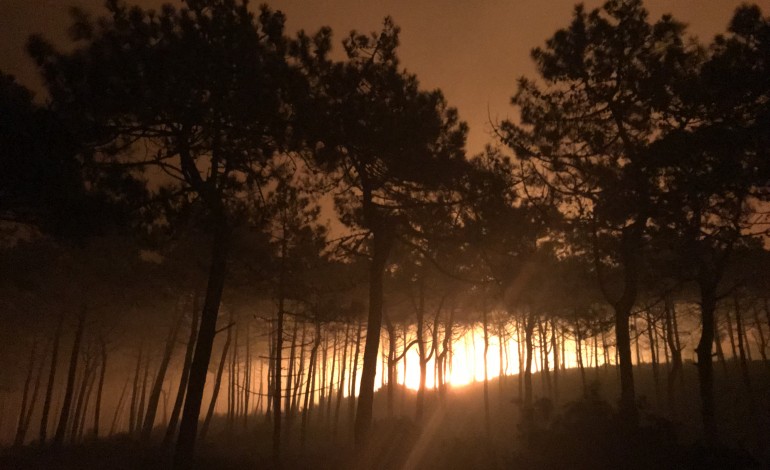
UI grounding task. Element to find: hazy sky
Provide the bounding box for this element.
[1,0,765,153]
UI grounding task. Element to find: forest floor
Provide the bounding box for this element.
[1,361,768,469]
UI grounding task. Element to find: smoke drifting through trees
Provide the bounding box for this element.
[1,0,769,469]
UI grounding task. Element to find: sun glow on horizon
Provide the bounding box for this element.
[370,323,614,393]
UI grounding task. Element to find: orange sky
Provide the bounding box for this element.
[1,0,765,153]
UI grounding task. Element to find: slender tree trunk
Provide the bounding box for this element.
[575,318,586,393]
[129,345,143,436]
[228,325,237,428]
[733,293,751,391]
[53,306,86,448]
[76,364,97,441]
[14,339,38,447]
[93,339,107,438]
[482,308,491,439]
[292,323,306,416]
[752,306,768,366]
[498,323,506,395]
[539,320,552,396]
[714,324,728,377]
[200,322,232,440]
[69,354,92,443]
[354,227,393,447]
[551,320,559,403]
[725,308,738,362]
[645,310,661,406]
[109,378,129,436]
[164,295,199,447]
[136,356,150,437]
[301,321,321,448]
[173,222,230,470]
[438,308,454,402]
[319,334,327,422]
[266,324,274,420]
[524,312,535,407]
[615,305,636,422]
[142,310,184,440]
[516,318,524,400]
[348,318,362,425]
[333,323,349,438]
[561,328,566,370]
[39,312,64,445]
[21,344,46,445]
[416,281,428,423]
[326,332,338,423]
[696,281,718,444]
[384,314,397,417]
[285,319,299,433]
[401,322,409,409]
[244,323,251,428]
[273,279,285,465]
[664,296,683,411]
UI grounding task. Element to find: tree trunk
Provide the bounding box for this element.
[228,325,237,429]
[498,322,506,395]
[695,282,718,444]
[129,345,143,436]
[733,293,751,391]
[244,323,252,428]
[53,305,86,448]
[575,318,586,393]
[272,269,285,465]
[725,308,738,363]
[348,318,362,425]
[200,321,232,440]
[551,320,559,403]
[93,339,107,438]
[292,322,306,416]
[384,313,397,417]
[109,378,129,436]
[285,318,299,433]
[438,308,454,402]
[482,308,491,439]
[21,345,46,445]
[539,320,552,396]
[319,334,327,422]
[416,280,428,423]
[164,295,199,447]
[713,312,728,375]
[14,339,38,447]
[354,227,393,447]
[39,312,64,444]
[752,306,768,366]
[333,322,349,438]
[301,321,321,448]
[173,222,230,470]
[136,355,150,437]
[516,318,524,400]
[524,312,535,407]
[142,309,184,440]
[664,296,683,411]
[76,363,97,441]
[615,305,636,422]
[326,332,338,423]
[645,310,660,406]
[69,353,92,443]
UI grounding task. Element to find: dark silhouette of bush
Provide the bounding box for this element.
[511,386,759,470]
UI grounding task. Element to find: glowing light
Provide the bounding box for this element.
[373,323,616,392]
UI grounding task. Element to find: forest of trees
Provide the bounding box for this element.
[1,0,769,469]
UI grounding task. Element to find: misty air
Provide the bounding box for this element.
[1,0,769,469]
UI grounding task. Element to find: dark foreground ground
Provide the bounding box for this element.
[2,362,768,469]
